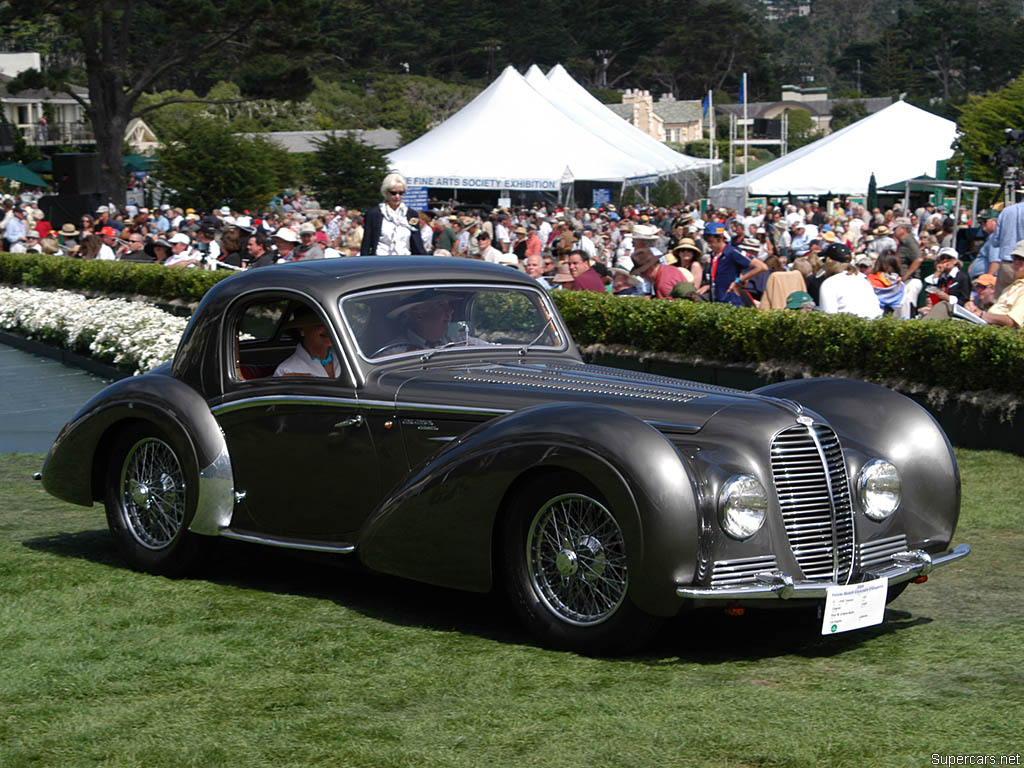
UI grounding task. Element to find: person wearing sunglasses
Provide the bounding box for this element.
[360,172,427,256]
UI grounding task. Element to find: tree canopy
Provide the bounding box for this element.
[305,133,390,209]
[155,118,291,211]
[953,76,1024,185]
[4,0,1024,203]
[1,0,318,204]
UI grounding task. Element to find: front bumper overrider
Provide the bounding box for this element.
[676,544,971,601]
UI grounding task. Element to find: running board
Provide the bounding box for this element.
[220,528,356,554]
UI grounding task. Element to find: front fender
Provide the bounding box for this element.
[357,402,699,617]
[41,373,234,535]
[754,378,961,551]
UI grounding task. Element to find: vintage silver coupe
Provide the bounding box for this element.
[41,257,970,653]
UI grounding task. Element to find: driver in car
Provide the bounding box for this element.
[374,293,488,357]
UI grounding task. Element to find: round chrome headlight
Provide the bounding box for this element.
[858,459,901,521]
[718,474,768,540]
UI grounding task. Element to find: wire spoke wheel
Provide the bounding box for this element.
[526,493,628,626]
[118,436,188,550]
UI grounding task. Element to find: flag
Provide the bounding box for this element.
[702,93,709,118]
[739,73,746,106]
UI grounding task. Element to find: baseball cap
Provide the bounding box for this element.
[823,242,852,262]
[975,273,997,287]
[99,226,117,237]
[785,290,815,309]
[168,233,191,245]
[704,221,727,237]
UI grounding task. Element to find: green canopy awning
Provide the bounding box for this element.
[26,159,52,174]
[0,162,49,187]
[122,154,154,172]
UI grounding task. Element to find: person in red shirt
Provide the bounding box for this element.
[631,245,691,298]
[566,249,606,292]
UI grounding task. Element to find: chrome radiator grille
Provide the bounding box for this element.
[711,555,779,587]
[770,424,855,583]
[858,534,909,570]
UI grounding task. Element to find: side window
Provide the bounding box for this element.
[230,298,293,382]
[239,300,289,342]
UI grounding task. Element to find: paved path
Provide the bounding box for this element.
[0,344,112,454]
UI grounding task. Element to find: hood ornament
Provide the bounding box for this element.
[797,415,814,427]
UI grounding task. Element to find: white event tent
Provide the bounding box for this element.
[387,65,661,193]
[542,63,714,175]
[708,100,957,211]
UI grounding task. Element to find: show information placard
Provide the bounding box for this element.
[821,578,888,635]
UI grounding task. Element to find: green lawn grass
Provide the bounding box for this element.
[1,450,1021,768]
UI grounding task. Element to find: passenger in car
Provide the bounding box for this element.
[274,308,343,378]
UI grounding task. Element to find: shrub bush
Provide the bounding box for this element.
[551,290,1024,396]
[0,253,231,303]
[3,254,1022,396]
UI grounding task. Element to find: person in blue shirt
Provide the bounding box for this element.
[705,221,768,306]
[977,203,1024,297]
[154,206,171,233]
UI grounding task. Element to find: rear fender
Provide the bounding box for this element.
[41,373,234,535]
[357,402,699,617]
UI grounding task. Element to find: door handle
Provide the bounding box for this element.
[334,415,364,428]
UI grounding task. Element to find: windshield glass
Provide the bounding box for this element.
[341,283,566,361]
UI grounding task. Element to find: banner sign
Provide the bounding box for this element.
[406,176,560,191]
[592,188,611,207]
[625,175,658,188]
[403,186,428,210]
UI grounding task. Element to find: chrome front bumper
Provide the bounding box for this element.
[676,544,971,601]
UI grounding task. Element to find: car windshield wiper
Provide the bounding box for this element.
[420,322,470,362]
[519,317,555,357]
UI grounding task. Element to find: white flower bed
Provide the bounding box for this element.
[0,286,188,375]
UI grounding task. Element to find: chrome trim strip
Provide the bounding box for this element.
[191,439,235,535]
[211,394,511,417]
[804,424,841,581]
[645,419,702,434]
[220,528,357,554]
[676,544,970,600]
[359,398,512,415]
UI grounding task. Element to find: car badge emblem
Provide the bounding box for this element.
[797,415,813,427]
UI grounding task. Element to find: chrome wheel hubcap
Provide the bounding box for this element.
[119,437,187,550]
[527,493,627,626]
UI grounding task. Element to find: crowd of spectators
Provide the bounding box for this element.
[3,176,1023,329]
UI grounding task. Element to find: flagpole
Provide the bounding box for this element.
[742,72,749,210]
[708,90,716,190]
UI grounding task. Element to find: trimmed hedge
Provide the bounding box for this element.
[2,253,1021,396]
[0,252,231,304]
[551,290,1024,396]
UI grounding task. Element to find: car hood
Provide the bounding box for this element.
[379,359,801,431]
